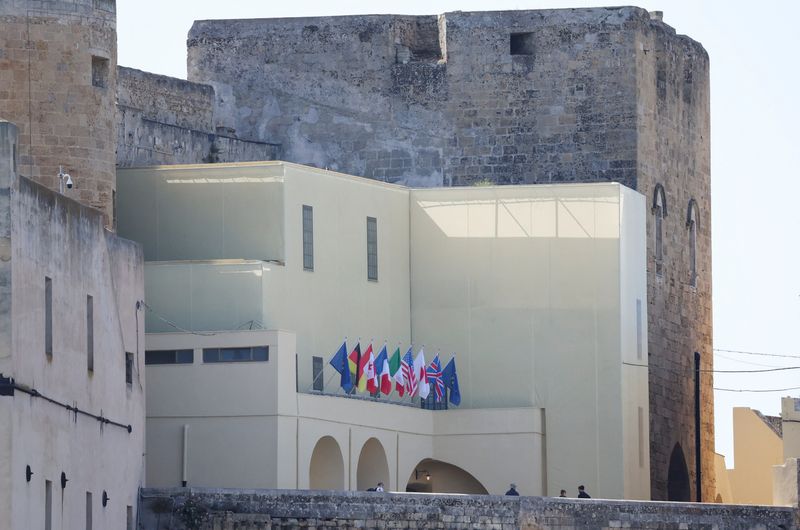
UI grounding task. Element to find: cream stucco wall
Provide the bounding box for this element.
[145,330,544,496]
[727,407,783,505]
[119,162,649,499]
[0,156,145,528]
[408,184,649,499]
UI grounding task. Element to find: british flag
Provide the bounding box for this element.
[401,347,416,397]
[426,354,445,402]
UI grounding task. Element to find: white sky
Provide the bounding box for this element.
[118,0,800,467]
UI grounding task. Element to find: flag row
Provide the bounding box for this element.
[328,341,461,406]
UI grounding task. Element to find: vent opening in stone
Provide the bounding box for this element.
[510,33,535,55]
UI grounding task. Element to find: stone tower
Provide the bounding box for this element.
[0,0,117,225]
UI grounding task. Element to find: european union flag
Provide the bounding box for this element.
[329,341,353,392]
[442,356,461,406]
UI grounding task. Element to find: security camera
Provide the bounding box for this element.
[65,175,73,189]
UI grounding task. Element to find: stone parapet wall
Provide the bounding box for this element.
[116,67,280,167]
[139,488,798,530]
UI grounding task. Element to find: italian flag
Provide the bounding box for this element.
[389,347,405,397]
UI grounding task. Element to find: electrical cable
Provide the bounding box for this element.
[714,348,800,360]
[714,386,800,394]
[142,302,217,336]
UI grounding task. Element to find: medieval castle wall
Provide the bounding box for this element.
[183,7,713,501]
[116,66,280,167]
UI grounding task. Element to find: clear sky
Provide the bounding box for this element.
[118,0,800,467]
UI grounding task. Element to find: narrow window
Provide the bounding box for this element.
[45,277,52,359]
[652,184,667,277]
[687,199,699,288]
[367,216,378,281]
[86,492,92,530]
[635,299,643,360]
[126,506,133,530]
[203,346,269,363]
[86,295,94,372]
[91,56,109,88]
[45,480,52,530]
[302,205,314,271]
[312,356,324,391]
[125,352,134,385]
[112,189,117,231]
[638,406,645,468]
[510,32,535,55]
[145,349,194,365]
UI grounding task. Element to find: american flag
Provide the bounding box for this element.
[426,354,445,402]
[401,347,416,396]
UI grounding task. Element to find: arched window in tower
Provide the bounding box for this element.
[652,184,667,277]
[686,199,699,287]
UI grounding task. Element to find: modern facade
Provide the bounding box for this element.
[118,160,649,499]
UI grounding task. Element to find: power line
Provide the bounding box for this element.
[701,366,800,374]
[714,352,784,369]
[714,348,800,360]
[714,386,800,394]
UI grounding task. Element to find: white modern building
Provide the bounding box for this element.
[0,121,145,530]
[118,161,649,499]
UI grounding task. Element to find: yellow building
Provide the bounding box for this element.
[118,161,650,499]
[716,398,800,505]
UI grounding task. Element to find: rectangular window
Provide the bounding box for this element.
[302,205,314,271]
[125,352,134,385]
[510,32,535,55]
[85,492,92,530]
[144,349,194,365]
[203,346,268,363]
[86,295,94,372]
[91,56,109,88]
[45,480,52,530]
[312,356,324,392]
[636,299,643,360]
[45,277,52,359]
[367,216,378,281]
[126,506,133,530]
[638,406,645,468]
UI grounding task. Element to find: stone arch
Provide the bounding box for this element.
[667,443,691,501]
[356,437,390,491]
[309,436,345,490]
[405,458,488,494]
[652,184,667,276]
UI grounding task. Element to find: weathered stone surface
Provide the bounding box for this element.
[139,488,797,530]
[116,67,281,167]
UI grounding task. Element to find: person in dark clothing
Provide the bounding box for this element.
[559,490,567,497]
[577,485,591,498]
[505,483,519,496]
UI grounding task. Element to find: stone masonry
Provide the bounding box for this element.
[0,0,117,224]
[184,7,713,501]
[138,488,797,530]
[116,66,281,167]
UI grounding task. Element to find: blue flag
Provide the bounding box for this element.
[329,341,353,392]
[442,357,461,406]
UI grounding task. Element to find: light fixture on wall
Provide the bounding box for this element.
[415,469,431,481]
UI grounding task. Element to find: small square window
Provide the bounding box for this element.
[510,33,535,56]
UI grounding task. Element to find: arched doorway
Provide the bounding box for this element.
[309,436,345,490]
[356,438,390,491]
[406,458,488,494]
[667,443,691,501]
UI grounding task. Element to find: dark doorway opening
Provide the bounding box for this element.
[667,443,691,501]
